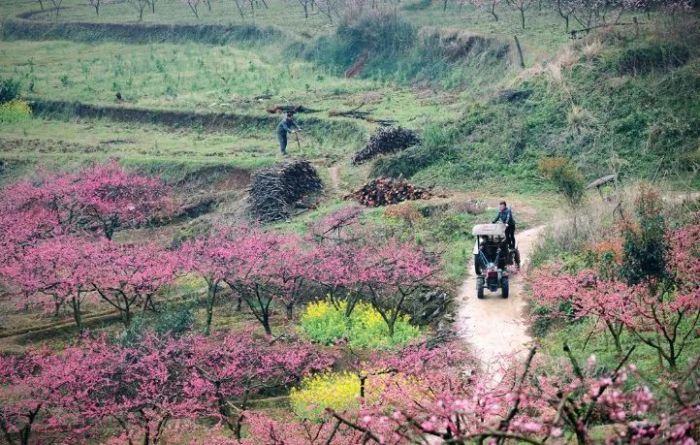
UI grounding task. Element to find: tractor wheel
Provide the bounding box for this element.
[501,277,509,299]
[474,254,482,275]
[476,276,485,299]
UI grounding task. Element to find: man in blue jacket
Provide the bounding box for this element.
[493,200,516,249]
[276,111,301,155]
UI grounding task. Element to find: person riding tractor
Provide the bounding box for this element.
[472,202,520,299]
[492,200,516,250]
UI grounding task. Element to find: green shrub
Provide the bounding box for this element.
[299,299,349,344]
[538,157,585,209]
[0,99,32,123]
[299,299,420,349]
[118,300,197,345]
[530,299,576,337]
[614,42,690,76]
[402,0,432,10]
[370,122,464,178]
[371,142,458,179]
[306,11,416,77]
[290,372,360,421]
[0,78,20,104]
[621,185,667,285]
[350,302,420,348]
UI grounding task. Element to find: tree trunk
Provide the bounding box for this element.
[604,319,623,354]
[261,312,272,336]
[123,298,132,327]
[520,8,526,29]
[189,3,200,18]
[286,303,293,320]
[513,35,525,68]
[490,2,499,21]
[233,0,246,19]
[19,408,39,445]
[53,295,63,318]
[205,283,217,336]
[70,296,83,333]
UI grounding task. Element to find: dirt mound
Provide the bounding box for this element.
[248,160,322,222]
[345,177,432,207]
[351,126,420,165]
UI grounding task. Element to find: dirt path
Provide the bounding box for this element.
[456,226,545,376]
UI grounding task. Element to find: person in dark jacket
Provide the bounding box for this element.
[492,200,516,249]
[276,111,300,155]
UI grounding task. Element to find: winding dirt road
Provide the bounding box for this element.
[456,226,545,376]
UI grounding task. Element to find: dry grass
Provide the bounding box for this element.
[532,182,700,265]
[567,105,594,127]
[545,63,564,85]
[555,45,579,68]
[581,39,603,59]
[450,198,487,215]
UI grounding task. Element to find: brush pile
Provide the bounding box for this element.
[351,126,420,165]
[248,160,322,222]
[345,177,432,207]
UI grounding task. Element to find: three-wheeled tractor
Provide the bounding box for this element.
[472,223,520,299]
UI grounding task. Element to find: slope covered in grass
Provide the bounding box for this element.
[372,30,700,191]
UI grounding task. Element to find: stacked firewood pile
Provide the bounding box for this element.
[248,160,322,222]
[345,177,432,207]
[351,126,420,165]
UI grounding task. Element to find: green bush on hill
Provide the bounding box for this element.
[305,11,510,89]
[0,78,21,103]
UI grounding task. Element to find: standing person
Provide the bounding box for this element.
[276,111,300,155]
[492,200,516,249]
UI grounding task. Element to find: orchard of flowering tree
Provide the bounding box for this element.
[0,163,697,444]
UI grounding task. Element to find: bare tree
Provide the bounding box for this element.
[232,0,246,18]
[506,0,534,28]
[183,0,202,18]
[554,0,576,31]
[472,0,501,20]
[49,0,63,17]
[298,0,312,18]
[127,0,150,20]
[88,0,99,15]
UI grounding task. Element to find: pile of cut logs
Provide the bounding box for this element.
[351,126,420,165]
[248,160,322,222]
[345,177,432,207]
